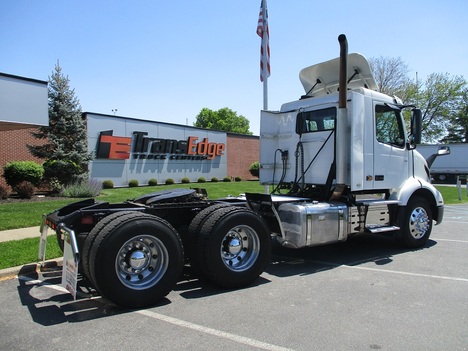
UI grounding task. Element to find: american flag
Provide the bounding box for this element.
[256,0,270,82]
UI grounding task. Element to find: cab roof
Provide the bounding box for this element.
[299,53,378,97]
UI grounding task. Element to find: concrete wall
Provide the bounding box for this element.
[87,113,229,187]
[0,73,48,130]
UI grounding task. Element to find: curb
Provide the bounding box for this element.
[0,258,63,280]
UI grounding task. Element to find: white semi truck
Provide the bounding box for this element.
[41,35,444,308]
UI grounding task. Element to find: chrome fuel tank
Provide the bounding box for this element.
[277,202,348,248]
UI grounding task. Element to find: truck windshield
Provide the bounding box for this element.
[296,107,336,134]
[375,105,405,148]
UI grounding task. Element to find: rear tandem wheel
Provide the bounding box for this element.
[85,212,184,308]
[197,207,271,288]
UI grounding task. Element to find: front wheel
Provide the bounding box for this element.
[197,207,271,288]
[395,196,433,248]
[88,212,184,308]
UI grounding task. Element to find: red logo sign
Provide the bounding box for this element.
[96,131,226,160]
[96,131,132,159]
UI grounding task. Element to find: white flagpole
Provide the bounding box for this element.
[260,0,269,194]
[262,0,268,110]
[263,67,268,110]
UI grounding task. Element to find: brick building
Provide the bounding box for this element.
[1,117,260,189]
[0,72,48,188]
[0,128,46,188]
[226,133,259,181]
[0,72,260,189]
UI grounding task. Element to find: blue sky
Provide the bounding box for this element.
[1,0,467,135]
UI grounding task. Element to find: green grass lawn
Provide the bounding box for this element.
[0,182,466,270]
[0,181,263,270]
[0,183,466,232]
[435,185,468,204]
[0,181,265,231]
[0,235,62,270]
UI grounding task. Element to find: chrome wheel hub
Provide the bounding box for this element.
[409,207,430,239]
[220,225,260,272]
[116,235,168,290]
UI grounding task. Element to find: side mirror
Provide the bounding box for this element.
[295,113,305,135]
[410,108,422,145]
[426,146,450,168]
[438,146,450,156]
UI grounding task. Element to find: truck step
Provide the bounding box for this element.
[366,225,400,234]
[355,199,399,207]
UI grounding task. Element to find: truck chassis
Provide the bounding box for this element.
[41,186,439,308]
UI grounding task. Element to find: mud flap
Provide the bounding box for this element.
[38,215,48,263]
[61,229,79,300]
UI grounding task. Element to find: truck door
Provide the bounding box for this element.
[373,104,409,189]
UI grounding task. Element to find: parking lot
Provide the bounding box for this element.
[1,204,467,350]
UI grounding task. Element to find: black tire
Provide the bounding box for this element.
[187,204,242,276]
[87,212,184,308]
[197,207,271,288]
[81,211,135,286]
[396,196,433,248]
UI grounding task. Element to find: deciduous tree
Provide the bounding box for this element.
[369,56,410,96]
[194,107,252,135]
[369,56,467,143]
[404,73,466,143]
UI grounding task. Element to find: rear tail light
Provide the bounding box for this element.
[81,215,95,225]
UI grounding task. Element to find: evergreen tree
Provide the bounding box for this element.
[28,61,92,186]
[440,89,468,143]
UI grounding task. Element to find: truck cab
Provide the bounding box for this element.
[257,49,443,249]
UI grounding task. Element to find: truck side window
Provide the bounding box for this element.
[296,107,336,134]
[375,105,405,147]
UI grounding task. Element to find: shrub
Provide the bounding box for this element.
[249,161,260,178]
[102,180,114,189]
[148,178,158,186]
[3,161,44,188]
[223,176,231,182]
[43,160,80,186]
[181,177,191,184]
[15,181,35,199]
[48,178,63,194]
[60,179,101,198]
[128,179,139,187]
[165,178,175,185]
[235,176,242,182]
[0,184,10,200]
[197,177,206,183]
[211,177,219,182]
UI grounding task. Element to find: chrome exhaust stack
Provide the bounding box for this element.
[331,34,349,200]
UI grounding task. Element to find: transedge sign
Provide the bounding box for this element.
[96,131,226,161]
